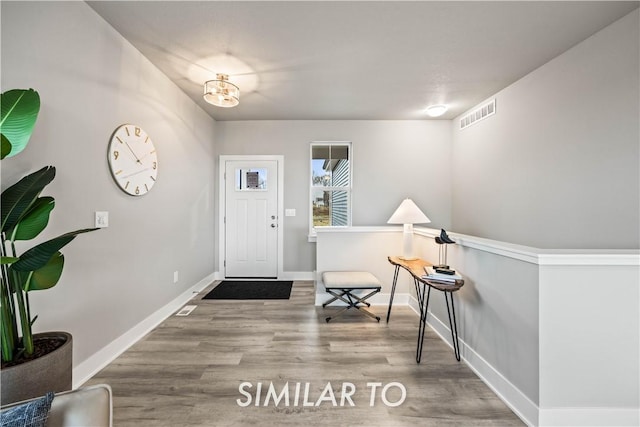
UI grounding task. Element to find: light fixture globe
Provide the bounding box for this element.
[204,73,240,108]
[426,104,448,118]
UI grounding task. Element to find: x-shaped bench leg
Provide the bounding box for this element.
[324,288,381,322]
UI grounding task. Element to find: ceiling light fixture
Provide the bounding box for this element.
[203,73,240,108]
[426,104,448,117]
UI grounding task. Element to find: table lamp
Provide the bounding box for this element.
[387,198,431,260]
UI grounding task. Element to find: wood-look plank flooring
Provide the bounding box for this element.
[87,281,523,426]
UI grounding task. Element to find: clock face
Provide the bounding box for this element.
[107,124,158,196]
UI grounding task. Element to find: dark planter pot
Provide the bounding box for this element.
[0,331,72,405]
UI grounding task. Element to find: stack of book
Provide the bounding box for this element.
[422,266,462,285]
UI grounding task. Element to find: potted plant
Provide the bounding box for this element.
[0,88,97,405]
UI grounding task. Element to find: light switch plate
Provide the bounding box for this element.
[95,211,109,228]
[285,209,296,217]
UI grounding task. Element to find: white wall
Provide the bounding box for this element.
[215,120,452,273]
[1,2,216,369]
[451,10,640,249]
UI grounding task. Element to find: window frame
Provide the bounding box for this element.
[308,141,353,242]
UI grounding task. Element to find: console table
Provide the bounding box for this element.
[387,256,464,363]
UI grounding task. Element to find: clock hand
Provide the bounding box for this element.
[124,141,142,164]
[138,150,156,162]
[120,167,151,179]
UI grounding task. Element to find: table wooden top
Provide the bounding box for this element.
[388,256,464,292]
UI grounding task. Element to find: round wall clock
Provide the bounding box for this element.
[107,124,158,196]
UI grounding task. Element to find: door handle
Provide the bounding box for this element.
[271,224,277,228]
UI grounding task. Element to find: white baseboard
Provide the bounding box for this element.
[408,295,538,426]
[212,271,316,281]
[73,273,215,388]
[280,271,315,281]
[408,292,420,315]
[539,407,640,427]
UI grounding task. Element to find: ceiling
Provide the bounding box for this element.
[87,1,639,121]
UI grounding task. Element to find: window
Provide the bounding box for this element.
[310,142,352,239]
[235,168,267,190]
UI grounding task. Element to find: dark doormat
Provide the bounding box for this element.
[202,280,293,300]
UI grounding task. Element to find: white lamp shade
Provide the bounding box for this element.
[387,198,430,225]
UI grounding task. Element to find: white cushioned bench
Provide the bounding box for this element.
[322,271,381,322]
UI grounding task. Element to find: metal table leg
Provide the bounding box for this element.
[415,281,431,364]
[386,265,400,323]
[444,291,461,361]
[386,256,463,364]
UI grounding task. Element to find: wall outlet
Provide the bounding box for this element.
[95,211,109,228]
[173,271,179,283]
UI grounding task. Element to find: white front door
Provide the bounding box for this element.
[224,160,279,278]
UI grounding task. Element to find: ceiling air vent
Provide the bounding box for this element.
[460,99,496,130]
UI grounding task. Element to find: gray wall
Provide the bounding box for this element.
[1,2,216,365]
[215,120,452,272]
[451,10,640,249]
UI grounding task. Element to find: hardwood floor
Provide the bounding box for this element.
[87,281,523,426]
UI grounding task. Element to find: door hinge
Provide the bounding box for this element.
[224,260,226,267]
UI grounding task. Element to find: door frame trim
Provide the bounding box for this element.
[218,155,284,279]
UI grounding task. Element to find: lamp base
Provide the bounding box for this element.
[400,225,418,260]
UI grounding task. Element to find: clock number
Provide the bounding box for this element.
[145,136,149,143]
[153,161,157,170]
[125,127,130,136]
[113,150,119,160]
[135,186,140,195]
[135,127,141,137]
[145,184,149,192]
[125,181,130,190]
